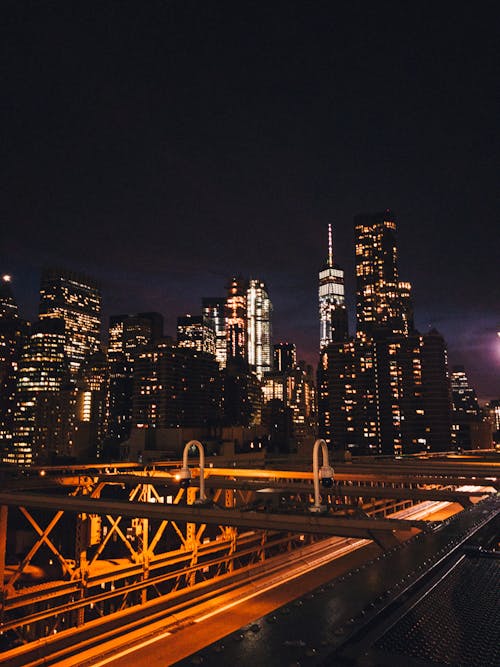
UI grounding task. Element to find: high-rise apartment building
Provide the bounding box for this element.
[107,313,164,444]
[0,277,29,458]
[39,269,101,378]
[202,298,227,369]
[319,225,348,349]
[354,211,413,337]
[74,350,109,459]
[177,315,216,356]
[247,279,272,378]
[9,319,73,466]
[133,342,221,430]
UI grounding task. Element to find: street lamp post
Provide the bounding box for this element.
[178,439,207,504]
[309,438,334,513]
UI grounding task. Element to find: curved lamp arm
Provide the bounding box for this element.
[181,439,206,502]
[310,438,334,512]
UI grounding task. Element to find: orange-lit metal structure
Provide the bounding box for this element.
[0,457,496,652]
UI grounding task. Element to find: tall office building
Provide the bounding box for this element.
[0,276,29,456]
[225,277,247,362]
[354,211,413,337]
[133,343,221,430]
[107,313,164,444]
[9,319,73,466]
[247,279,272,378]
[318,212,452,456]
[202,298,227,369]
[39,269,101,379]
[274,342,297,373]
[74,350,110,459]
[450,364,482,450]
[177,315,216,356]
[421,330,452,451]
[319,224,348,349]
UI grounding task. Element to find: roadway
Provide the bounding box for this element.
[45,496,477,667]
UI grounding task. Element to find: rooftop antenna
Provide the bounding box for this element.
[328,223,333,267]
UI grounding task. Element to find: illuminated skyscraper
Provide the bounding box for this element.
[318,213,451,456]
[177,314,216,356]
[107,313,164,444]
[0,276,29,456]
[225,277,247,362]
[202,298,227,369]
[39,269,101,378]
[247,279,272,379]
[354,211,413,337]
[9,319,73,466]
[319,224,348,349]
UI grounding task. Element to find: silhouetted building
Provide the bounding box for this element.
[133,342,221,430]
[74,350,110,460]
[223,358,262,427]
[0,276,29,457]
[107,313,164,444]
[450,365,483,450]
[274,342,296,373]
[39,269,101,378]
[319,224,348,349]
[421,330,452,451]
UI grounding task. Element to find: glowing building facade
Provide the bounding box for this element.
[39,269,101,379]
[318,212,451,456]
[177,315,216,356]
[107,313,164,444]
[9,319,73,466]
[319,224,348,349]
[0,276,29,455]
[354,211,413,337]
[202,298,227,369]
[247,279,272,379]
[225,277,247,362]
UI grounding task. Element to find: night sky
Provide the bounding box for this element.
[1,2,498,399]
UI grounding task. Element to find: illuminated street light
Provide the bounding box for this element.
[179,439,208,504]
[309,438,334,513]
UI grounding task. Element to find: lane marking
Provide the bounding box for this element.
[89,630,172,667]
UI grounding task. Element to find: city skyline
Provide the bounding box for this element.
[1,2,498,399]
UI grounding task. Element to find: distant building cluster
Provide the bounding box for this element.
[0,211,496,467]
[0,272,315,465]
[317,211,496,455]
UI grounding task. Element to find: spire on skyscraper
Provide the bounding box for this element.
[319,226,348,349]
[328,223,333,268]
